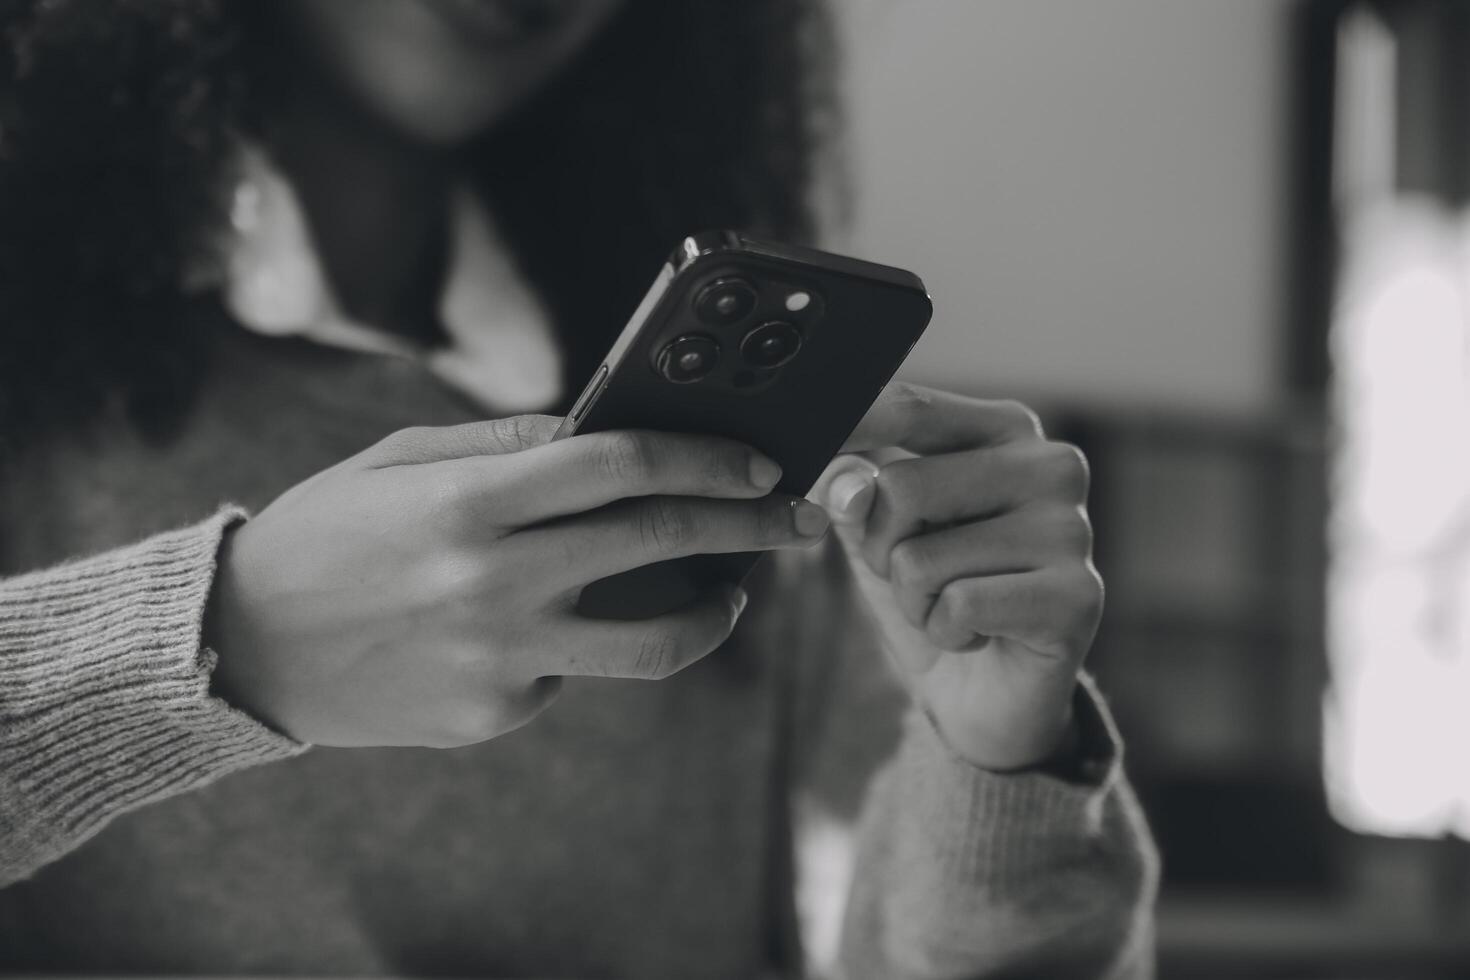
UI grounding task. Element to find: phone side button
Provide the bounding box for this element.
[569,364,610,424]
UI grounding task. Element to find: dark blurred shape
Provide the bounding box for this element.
[1385,0,1470,206]
[1286,0,1341,396]
[1054,406,1334,893]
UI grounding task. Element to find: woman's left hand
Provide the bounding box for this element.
[812,383,1103,771]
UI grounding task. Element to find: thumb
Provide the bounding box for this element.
[363,415,563,467]
[811,454,879,531]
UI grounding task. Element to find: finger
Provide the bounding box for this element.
[545,585,749,680]
[451,429,785,527]
[842,383,1044,455]
[810,454,879,528]
[364,415,563,466]
[513,494,830,586]
[886,506,1094,628]
[926,567,1103,659]
[861,442,1089,577]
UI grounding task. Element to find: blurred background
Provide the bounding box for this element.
[836,1,1470,977]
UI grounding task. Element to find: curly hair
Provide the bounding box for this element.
[0,0,838,449]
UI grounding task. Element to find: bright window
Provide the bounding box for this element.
[1326,6,1470,837]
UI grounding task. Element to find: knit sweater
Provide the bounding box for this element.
[0,313,1158,978]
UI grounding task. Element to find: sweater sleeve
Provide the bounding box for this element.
[0,507,307,887]
[772,544,1158,979]
[835,676,1159,980]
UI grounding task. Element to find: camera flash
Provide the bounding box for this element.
[784,291,811,312]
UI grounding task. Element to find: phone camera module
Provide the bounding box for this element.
[657,334,720,384]
[694,278,758,326]
[740,321,803,369]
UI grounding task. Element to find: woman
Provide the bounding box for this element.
[0,1,1157,976]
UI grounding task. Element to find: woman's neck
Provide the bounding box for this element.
[265,79,454,346]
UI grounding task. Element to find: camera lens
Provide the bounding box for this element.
[740,321,802,369]
[694,278,758,326]
[657,334,720,384]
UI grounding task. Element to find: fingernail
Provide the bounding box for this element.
[829,470,873,516]
[731,586,750,618]
[792,499,831,539]
[748,454,783,491]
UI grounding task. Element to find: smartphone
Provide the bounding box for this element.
[554,230,932,620]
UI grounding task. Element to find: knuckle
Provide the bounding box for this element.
[1041,442,1090,499]
[1049,565,1104,644]
[875,460,924,509]
[928,582,977,645]
[427,552,507,607]
[888,539,936,593]
[1075,563,1106,621]
[499,414,550,453]
[375,426,432,461]
[1052,506,1094,555]
[633,628,682,680]
[889,381,933,415]
[938,579,979,619]
[639,499,696,554]
[597,432,654,486]
[395,425,434,445]
[1000,399,1045,439]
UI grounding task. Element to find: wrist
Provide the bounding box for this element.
[925,690,1078,773]
[203,524,288,736]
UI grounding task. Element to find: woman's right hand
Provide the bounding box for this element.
[204,415,829,748]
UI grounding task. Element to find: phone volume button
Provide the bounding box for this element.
[570,364,609,423]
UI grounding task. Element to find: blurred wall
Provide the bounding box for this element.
[840,0,1292,417]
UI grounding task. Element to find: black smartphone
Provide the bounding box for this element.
[554,230,932,620]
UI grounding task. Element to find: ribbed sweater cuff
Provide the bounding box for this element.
[897,673,1145,895]
[840,675,1157,978]
[0,507,306,883]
